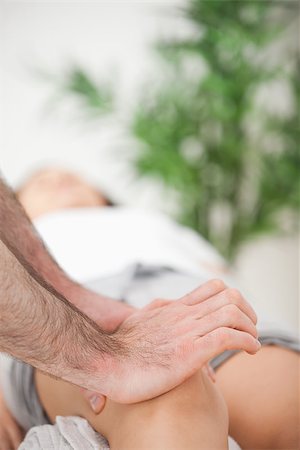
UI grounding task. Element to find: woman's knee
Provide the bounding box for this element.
[105,370,229,450]
[121,369,228,428]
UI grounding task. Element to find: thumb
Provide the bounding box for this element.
[81,389,106,414]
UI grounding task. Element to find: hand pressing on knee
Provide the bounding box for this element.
[86,279,260,404]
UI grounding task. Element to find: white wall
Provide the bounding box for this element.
[0,0,189,206]
[0,1,299,332]
[234,234,299,332]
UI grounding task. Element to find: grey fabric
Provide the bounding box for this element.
[1,263,299,433]
[0,354,49,431]
[210,332,300,370]
[86,263,209,309]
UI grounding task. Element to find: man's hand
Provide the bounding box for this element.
[86,279,260,404]
[0,390,24,450]
[83,294,214,412]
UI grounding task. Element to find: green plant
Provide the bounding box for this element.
[42,66,113,118]
[51,0,300,261]
[131,0,299,260]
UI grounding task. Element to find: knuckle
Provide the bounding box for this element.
[210,278,226,291]
[226,288,242,303]
[225,303,240,320]
[215,328,231,349]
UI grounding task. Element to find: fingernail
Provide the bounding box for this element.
[255,339,261,350]
[90,395,104,414]
[207,364,216,382]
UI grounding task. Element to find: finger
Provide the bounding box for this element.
[193,287,257,325]
[179,279,226,306]
[195,328,261,361]
[193,304,258,339]
[82,390,106,414]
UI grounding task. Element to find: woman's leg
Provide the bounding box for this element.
[35,368,229,450]
[215,345,299,449]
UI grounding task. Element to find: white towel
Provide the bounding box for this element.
[19,416,241,450]
[19,416,109,450]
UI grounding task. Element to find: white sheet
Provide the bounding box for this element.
[34,206,225,282]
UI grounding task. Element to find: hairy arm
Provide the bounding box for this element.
[0,175,84,299]
[0,238,122,388]
[0,178,127,396]
[0,176,133,331]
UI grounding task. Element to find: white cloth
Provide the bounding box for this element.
[34,206,225,282]
[19,416,109,450]
[19,416,241,450]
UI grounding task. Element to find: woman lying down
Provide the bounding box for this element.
[0,168,299,450]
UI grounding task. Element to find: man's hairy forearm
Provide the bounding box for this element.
[0,176,101,308]
[0,175,127,389]
[0,239,122,383]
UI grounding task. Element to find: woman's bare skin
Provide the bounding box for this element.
[216,345,300,450]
